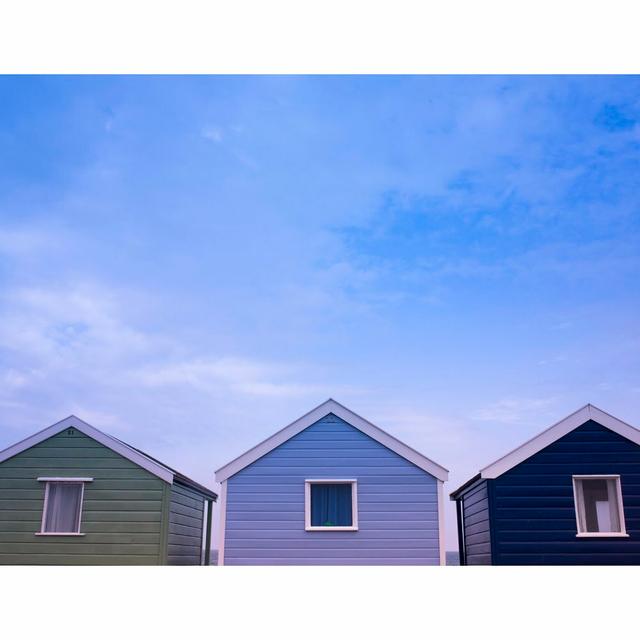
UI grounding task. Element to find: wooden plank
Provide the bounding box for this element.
[167,534,201,547]
[168,512,202,528]
[83,511,162,522]
[16,448,123,459]
[169,501,203,519]
[463,497,489,518]
[167,545,201,557]
[0,468,157,480]
[1,489,163,501]
[169,522,202,537]
[462,510,489,527]
[171,492,204,510]
[464,520,490,536]
[0,542,160,555]
[1,458,146,469]
[0,554,159,565]
[0,478,162,491]
[82,500,162,512]
[0,532,160,544]
[167,555,201,565]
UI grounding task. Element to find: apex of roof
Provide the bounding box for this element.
[215,398,449,483]
[0,415,217,500]
[450,404,639,498]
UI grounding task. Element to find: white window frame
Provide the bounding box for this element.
[36,477,93,536]
[572,474,628,538]
[304,479,358,531]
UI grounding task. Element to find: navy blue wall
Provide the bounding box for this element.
[459,478,492,565]
[490,420,640,565]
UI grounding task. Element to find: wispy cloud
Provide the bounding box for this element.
[135,357,327,398]
[471,397,558,424]
[202,125,223,142]
[0,227,66,258]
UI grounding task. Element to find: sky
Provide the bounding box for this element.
[0,75,639,550]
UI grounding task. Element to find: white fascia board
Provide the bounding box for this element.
[0,415,175,484]
[217,480,227,566]
[215,398,449,483]
[480,404,640,480]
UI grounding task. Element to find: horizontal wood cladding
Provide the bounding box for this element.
[492,421,640,565]
[167,482,204,565]
[224,413,440,565]
[458,479,492,565]
[0,429,165,565]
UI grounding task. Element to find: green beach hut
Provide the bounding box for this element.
[0,415,217,565]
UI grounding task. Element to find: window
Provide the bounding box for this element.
[305,480,358,531]
[37,478,92,535]
[572,475,627,537]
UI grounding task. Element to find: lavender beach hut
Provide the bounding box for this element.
[215,399,448,565]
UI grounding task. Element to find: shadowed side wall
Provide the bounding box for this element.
[459,478,492,565]
[167,482,205,565]
[224,413,440,565]
[0,429,166,565]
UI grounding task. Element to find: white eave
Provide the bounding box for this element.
[479,404,640,480]
[0,415,175,484]
[215,398,449,483]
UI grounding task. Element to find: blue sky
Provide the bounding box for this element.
[0,75,639,548]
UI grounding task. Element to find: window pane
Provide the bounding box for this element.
[310,483,352,527]
[44,483,83,533]
[579,479,621,533]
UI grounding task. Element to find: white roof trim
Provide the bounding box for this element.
[480,404,640,480]
[0,415,175,484]
[215,399,449,482]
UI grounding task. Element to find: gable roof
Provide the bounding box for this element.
[215,398,449,483]
[451,404,640,498]
[0,415,217,500]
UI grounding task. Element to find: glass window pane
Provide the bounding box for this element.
[579,478,621,533]
[605,479,622,532]
[310,483,352,527]
[43,483,83,533]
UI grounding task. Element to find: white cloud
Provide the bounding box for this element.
[471,397,558,424]
[0,276,335,449]
[0,282,155,366]
[134,357,326,398]
[202,125,223,142]
[0,227,65,257]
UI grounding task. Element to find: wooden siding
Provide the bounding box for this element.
[460,478,492,565]
[224,413,440,565]
[0,429,166,565]
[491,420,640,565]
[167,482,205,565]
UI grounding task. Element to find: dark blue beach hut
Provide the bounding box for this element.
[451,404,640,565]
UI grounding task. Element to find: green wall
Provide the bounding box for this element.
[0,428,168,565]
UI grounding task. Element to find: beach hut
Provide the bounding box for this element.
[451,404,640,565]
[215,399,448,565]
[0,415,217,565]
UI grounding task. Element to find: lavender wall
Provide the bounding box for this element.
[223,413,440,565]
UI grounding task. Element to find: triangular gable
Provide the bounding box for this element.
[215,399,449,482]
[0,415,175,484]
[479,404,640,480]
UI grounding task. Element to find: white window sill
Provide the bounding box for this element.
[35,532,85,537]
[576,532,629,538]
[305,526,358,532]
